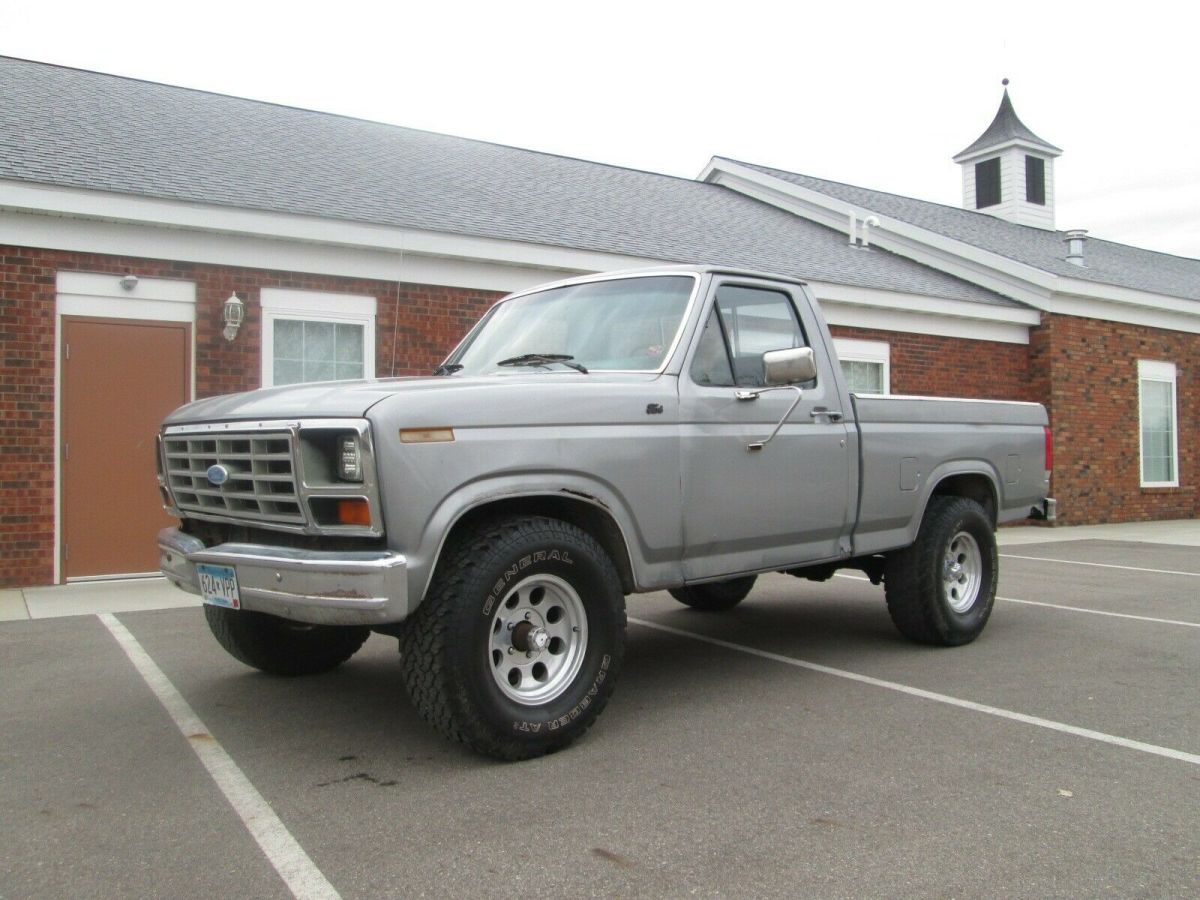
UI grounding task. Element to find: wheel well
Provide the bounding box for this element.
[448,495,636,594]
[930,474,997,525]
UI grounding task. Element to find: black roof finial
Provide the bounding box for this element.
[1002,78,1010,87]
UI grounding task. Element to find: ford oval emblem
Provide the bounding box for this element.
[206,464,230,487]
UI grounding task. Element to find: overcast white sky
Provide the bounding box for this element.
[4,0,1198,257]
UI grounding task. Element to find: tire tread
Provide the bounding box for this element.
[884,496,996,646]
[397,515,625,760]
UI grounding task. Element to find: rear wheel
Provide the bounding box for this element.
[668,575,757,611]
[884,496,997,646]
[398,515,625,761]
[204,606,369,676]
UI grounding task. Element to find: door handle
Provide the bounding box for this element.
[810,407,844,422]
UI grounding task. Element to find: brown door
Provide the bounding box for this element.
[62,317,191,578]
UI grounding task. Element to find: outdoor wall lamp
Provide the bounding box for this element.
[222,292,245,341]
[119,273,139,291]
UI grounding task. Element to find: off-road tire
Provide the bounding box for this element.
[397,515,626,761]
[668,575,757,611]
[884,496,997,646]
[204,606,370,676]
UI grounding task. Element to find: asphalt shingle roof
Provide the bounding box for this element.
[954,87,1061,159]
[0,56,1014,308]
[731,160,1200,303]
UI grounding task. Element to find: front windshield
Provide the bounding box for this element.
[448,275,696,376]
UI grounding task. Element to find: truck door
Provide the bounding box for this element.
[678,278,853,580]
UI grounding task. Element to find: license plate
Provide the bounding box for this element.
[197,564,240,609]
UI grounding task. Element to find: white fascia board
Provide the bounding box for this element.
[1052,277,1200,318]
[810,281,1040,325]
[1044,289,1200,335]
[0,181,662,291]
[819,299,1030,344]
[809,281,1034,344]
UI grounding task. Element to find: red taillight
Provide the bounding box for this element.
[1044,425,1053,474]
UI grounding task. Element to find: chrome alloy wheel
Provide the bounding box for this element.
[942,531,983,613]
[488,574,588,705]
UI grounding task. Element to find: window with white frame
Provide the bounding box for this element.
[1138,360,1178,487]
[834,338,890,394]
[260,289,376,388]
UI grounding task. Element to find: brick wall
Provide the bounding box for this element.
[0,248,56,586]
[829,325,1036,401]
[4,244,1196,585]
[0,245,501,587]
[1036,313,1197,524]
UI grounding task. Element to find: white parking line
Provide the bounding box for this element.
[1000,554,1200,578]
[834,573,1199,628]
[99,614,341,900]
[629,616,1200,767]
[999,596,1200,628]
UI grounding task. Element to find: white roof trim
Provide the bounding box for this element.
[809,280,1035,343]
[0,181,1037,343]
[951,138,1063,164]
[809,280,1039,325]
[0,179,658,280]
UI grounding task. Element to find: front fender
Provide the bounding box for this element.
[404,472,683,609]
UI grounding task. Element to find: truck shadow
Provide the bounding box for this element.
[187,585,913,766]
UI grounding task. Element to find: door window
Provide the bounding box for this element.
[693,284,809,388]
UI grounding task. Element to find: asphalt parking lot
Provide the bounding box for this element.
[2,529,1197,899]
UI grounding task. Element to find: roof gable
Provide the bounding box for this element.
[715,159,1200,305]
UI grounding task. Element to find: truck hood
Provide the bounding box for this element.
[163,373,664,426]
[163,378,427,424]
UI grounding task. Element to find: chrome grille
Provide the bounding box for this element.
[162,431,306,525]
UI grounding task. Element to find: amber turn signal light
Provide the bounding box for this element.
[336,498,372,527]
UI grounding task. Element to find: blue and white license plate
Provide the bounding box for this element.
[197,564,240,609]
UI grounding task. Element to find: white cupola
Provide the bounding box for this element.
[953,80,1062,229]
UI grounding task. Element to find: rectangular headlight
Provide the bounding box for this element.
[339,435,363,482]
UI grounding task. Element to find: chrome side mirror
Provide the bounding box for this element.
[763,347,817,385]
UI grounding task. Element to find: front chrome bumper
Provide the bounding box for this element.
[158,527,410,626]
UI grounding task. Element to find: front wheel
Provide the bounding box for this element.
[398,516,626,760]
[884,496,997,646]
[204,606,369,676]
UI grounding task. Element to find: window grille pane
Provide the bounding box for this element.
[305,360,336,383]
[305,322,335,364]
[273,359,304,386]
[841,360,884,394]
[272,318,366,385]
[336,323,364,364]
[1139,378,1175,483]
[274,320,304,363]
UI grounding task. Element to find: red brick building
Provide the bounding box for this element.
[1,58,1196,587]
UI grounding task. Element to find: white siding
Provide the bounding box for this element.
[960,147,1056,229]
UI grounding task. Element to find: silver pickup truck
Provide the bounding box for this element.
[157,267,1053,759]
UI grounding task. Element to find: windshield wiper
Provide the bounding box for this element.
[433,363,463,376]
[496,353,588,374]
